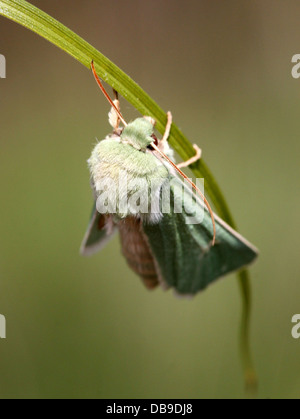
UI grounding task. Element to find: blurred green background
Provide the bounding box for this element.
[0,0,300,399]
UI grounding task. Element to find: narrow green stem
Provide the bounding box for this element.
[0,0,257,390]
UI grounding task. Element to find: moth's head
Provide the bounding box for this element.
[120,117,155,151]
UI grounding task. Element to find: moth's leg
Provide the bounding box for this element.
[158,111,201,168]
[177,145,202,169]
[161,111,173,145]
[108,89,121,132]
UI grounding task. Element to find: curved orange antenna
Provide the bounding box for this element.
[91,61,127,126]
[151,143,216,246]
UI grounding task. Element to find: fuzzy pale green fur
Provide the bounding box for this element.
[89,133,169,222]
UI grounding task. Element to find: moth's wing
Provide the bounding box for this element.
[142,179,258,295]
[80,204,117,256]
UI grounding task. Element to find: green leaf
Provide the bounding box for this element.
[0,0,257,391]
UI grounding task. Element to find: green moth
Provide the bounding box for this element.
[81,62,258,295]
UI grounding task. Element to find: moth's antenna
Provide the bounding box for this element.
[151,142,216,246]
[91,61,127,127]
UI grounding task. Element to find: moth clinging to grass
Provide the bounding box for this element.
[81,62,258,295]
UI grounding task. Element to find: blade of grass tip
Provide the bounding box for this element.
[0,0,257,391]
[239,269,258,395]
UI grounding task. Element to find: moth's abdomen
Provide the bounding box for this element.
[118,217,159,290]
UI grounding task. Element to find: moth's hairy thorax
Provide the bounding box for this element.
[88,134,170,223]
